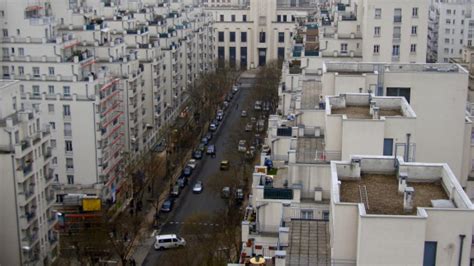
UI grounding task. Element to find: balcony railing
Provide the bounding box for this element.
[23,163,33,175]
[264,188,293,200]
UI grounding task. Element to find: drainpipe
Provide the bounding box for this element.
[405,133,411,162]
[458,234,466,266]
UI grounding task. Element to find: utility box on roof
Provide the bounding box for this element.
[82,197,101,212]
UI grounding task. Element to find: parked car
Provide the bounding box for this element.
[241,110,248,117]
[207,144,216,156]
[171,184,180,197]
[250,116,257,123]
[245,123,253,132]
[154,234,186,250]
[193,150,203,159]
[238,140,247,152]
[209,123,217,131]
[193,181,203,193]
[187,159,197,169]
[263,101,270,111]
[220,160,230,170]
[198,143,206,152]
[235,189,244,202]
[201,137,209,145]
[183,166,193,177]
[232,85,239,94]
[221,187,231,198]
[254,100,262,110]
[256,119,265,132]
[160,198,174,213]
[223,101,229,109]
[177,176,188,188]
[216,110,224,121]
[205,132,213,141]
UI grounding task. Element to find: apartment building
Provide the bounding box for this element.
[428,0,474,63]
[318,0,428,63]
[0,80,58,266]
[331,156,474,265]
[207,0,309,69]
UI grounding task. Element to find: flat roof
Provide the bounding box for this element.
[300,80,321,109]
[325,62,467,74]
[287,220,330,265]
[331,106,403,119]
[296,137,325,163]
[340,174,448,215]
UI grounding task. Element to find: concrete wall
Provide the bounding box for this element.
[288,164,331,199]
[341,119,384,160]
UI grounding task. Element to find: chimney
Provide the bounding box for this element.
[398,173,407,193]
[369,100,376,114]
[403,187,415,213]
[372,106,380,119]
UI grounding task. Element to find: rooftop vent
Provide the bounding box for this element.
[403,187,414,213]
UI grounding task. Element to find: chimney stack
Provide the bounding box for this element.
[403,187,415,213]
[372,106,380,119]
[398,173,407,193]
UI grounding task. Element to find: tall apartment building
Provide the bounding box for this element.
[319,0,428,63]
[207,0,309,69]
[428,0,474,63]
[0,80,58,266]
[0,0,215,203]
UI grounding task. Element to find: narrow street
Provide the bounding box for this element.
[141,74,256,265]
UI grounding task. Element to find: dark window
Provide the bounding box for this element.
[283,15,287,22]
[243,15,247,22]
[241,32,247,42]
[277,15,281,22]
[386,87,411,103]
[240,47,247,68]
[230,32,235,42]
[231,15,235,22]
[229,47,236,67]
[423,241,437,266]
[278,32,285,43]
[218,31,224,42]
[278,47,285,61]
[259,32,266,43]
[291,15,295,22]
[220,14,224,21]
[218,46,225,66]
[383,138,393,156]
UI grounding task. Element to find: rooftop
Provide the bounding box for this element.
[324,62,467,74]
[340,174,448,215]
[331,106,403,119]
[296,137,325,163]
[300,80,321,109]
[287,220,330,266]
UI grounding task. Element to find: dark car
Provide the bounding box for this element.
[197,143,206,152]
[183,166,193,177]
[160,198,174,213]
[205,132,213,141]
[177,176,188,188]
[201,137,209,145]
[193,150,203,159]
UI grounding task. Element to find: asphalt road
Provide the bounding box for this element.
[142,76,256,265]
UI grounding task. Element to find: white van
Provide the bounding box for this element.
[154,234,186,250]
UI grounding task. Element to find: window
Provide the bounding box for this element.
[277,15,281,22]
[63,105,71,116]
[445,28,450,34]
[229,32,235,42]
[19,48,24,56]
[48,85,54,95]
[231,15,235,22]
[240,47,247,68]
[444,48,449,54]
[446,19,451,24]
[64,123,72,136]
[63,86,71,97]
[375,8,381,19]
[229,47,236,67]
[373,45,380,54]
[394,8,402,23]
[48,104,54,113]
[278,32,285,43]
[218,31,224,42]
[218,46,225,66]
[300,210,314,219]
[423,242,437,266]
[18,66,24,75]
[67,175,74,184]
[387,87,410,103]
[392,45,400,56]
[411,26,417,35]
[47,67,54,75]
[278,47,285,61]
[283,15,287,22]
[341,43,348,53]
[220,14,224,21]
[383,139,394,155]
[412,7,418,17]
[32,85,40,96]
[2,29,7,37]
[410,44,416,53]
[445,38,450,44]
[393,26,401,39]
[241,32,247,42]
[446,9,451,15]
[49,122,55,130]
[469,40,472,46]
[374,26,381,36]
[50,140,56,149]
[259,32,266,43]
[242,15,247,22]
[65,140,73,152]
[33,67,40,77]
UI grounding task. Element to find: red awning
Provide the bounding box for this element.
[25,5,43,12]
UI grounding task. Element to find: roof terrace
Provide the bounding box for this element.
[327,93,415,119]
[324,62,467,74]
[340,174,447,215]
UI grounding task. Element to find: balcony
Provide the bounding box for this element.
[21,140,31,151]
[264,188,293,200]
[44,147,52,160]
[22,163,33,175]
